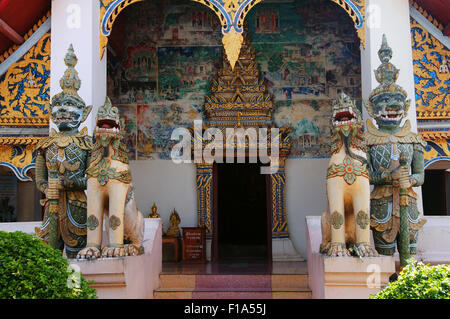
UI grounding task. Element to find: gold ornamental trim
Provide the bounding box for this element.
[0,117,49,126]
[419,131,450,141]
[417,110,450,120]
[0,136,45,145]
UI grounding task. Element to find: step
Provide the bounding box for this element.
[271,288,312,299]
[196,274,271,289]
[160,274,196,289]
[159,274,309,289]
[154,287,312,299]
[271,274,309,289]
[155,273,312,299]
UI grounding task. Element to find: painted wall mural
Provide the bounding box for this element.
[107,0,361,159]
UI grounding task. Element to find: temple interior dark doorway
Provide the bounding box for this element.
[215,162,270,262]
[423,169,450,216]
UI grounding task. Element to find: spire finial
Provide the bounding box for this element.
[51,44,86,109]
[59,44,81,94]
[378,34,393,64]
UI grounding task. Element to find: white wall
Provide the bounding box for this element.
[285,158,329,258]
[129,158,329,258]
[129,160,197,234]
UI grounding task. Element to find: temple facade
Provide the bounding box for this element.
[0,0,448,262]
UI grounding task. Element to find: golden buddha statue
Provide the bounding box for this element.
[148,203,160,218]
[166,209,181,238]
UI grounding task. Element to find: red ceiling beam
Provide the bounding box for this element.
[444,24,450,37]
[0,17,24,44]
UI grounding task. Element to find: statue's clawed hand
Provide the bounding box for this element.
[390,166,409,181]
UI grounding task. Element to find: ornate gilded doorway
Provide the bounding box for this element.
[213,162,271,262]
[195,32,293,262]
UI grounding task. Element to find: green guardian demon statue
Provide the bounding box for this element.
[35,45,92,258]
[365,35,426,266]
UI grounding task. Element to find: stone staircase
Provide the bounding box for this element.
[154,272,311,299]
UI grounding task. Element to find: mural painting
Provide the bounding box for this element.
[107,0,361,159]
[158,46,221,102]
[274,100,332,158]
[117,104,138,160]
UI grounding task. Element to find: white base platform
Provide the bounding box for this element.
[306,216,395,299]
[69,218,162,299]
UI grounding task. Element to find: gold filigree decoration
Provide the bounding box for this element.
[0,137,44,145]
[419,131,450,141]
[222,31,243,70]
[0,144,36,181]
[411,18,450,120]
[196,163,213,237]
[205,32,274,128]
[422,138,450,164]
[0,32,51,126]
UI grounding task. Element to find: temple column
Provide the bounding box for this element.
[50,0,106,135]
[271,157,303,261]
[361,0,417,130]
[361,0,423,214]
[196,163,213,261]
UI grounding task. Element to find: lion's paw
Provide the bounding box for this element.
[124,244,141,256]
[355,243,379,257]
[319,242,331,254]
[101,246,126,258]
[327,242,351,257]
[100,244,142,258]
[77,246,101,260]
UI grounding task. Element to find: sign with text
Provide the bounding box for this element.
[182,227,205,263]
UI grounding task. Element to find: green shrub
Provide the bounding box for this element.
[371,259,450,299]
[0,231,96,299]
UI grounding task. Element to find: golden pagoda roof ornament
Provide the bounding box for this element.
[205,32,274,128]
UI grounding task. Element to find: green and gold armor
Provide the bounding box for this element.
[34,45,92,258]
[365,35,426,262]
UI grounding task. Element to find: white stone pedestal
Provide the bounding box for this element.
[69,218,162,299]
[272,237,305,261]
[306,216,395,299]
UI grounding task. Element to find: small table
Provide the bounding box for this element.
[162,236,180,262]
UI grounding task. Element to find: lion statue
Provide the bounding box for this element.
[77,97,144,259]
[320,93,378,257]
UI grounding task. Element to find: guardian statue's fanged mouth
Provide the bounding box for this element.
[96,118,120,134]
[333,107,357,126]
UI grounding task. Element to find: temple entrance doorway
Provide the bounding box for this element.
[423,160,450,216]
[213,162,272,263]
